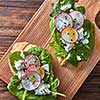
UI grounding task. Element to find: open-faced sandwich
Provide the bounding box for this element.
[7,42,65,100]
[49,0,95,66]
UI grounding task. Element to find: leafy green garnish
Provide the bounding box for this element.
[50,0,75,17]
[49,0,94,66]
[8,75,60,100]
[9,51,23,73]
[50,18,95,66]
[50,17,68,58]
[8,46,64,100]
[74,6,85,14]
[9,46,53,74]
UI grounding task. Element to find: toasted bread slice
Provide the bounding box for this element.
[11,42,29,53]
[57,57,67,66]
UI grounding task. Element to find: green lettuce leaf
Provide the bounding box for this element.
[9,46,53,74]
[9,51,23,73]
[50,0,75,17]
[50,10,95,66]
[49,0,94,66]
[74,6,85,14]
[8,46,61,100]
[8,75,59,100]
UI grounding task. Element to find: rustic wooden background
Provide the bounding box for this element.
[0,0,100,100]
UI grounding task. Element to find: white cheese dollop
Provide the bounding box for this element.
[82,39,89,44]
[77,55,81,61]
[15,60,23,70]
[78,28,84,40]
[83,32,88,36]
[17,70,25,79]
[42,64,49,72]
[62,39,74,52]
[70,9,74,12]
[61,4,72,11]
[64,43,74,52]
[35,84,51,95]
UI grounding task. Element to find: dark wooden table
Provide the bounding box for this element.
[0,0,100,100]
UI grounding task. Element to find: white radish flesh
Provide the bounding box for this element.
[55,13,73,32]
[69,11,84,29]
[21,71,41,91]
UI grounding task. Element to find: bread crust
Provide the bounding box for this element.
[57,56,67,66]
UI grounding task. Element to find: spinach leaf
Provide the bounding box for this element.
[50,0,75,17]
[83,19,95,53]
[49,17,55,35]
[8,75,58,100]
[8,46,60,100]
[50,4,95,66]
[66,19,95,66]
[27,46,53,72]
[50,17,67,58]
[50,0,61,17]
[50,41,67,58]
[7,76,20,96]
[9,51,23,73]
[9,46,53,73]
[74,6,85,14]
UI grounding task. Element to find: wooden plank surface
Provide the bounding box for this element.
[0,0,100,100]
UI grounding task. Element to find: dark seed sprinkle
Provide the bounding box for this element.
[71,39,73,41]
[64,22,66,24]
[65,16,67,20]
[67,33,69,35]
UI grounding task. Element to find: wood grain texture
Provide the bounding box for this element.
[0,0,100,100]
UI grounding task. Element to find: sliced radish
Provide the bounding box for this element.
[61,27,78,44]
[69,11,84,29]
[27,66,45,79]
[26,65,46,79]
[55,13,73,32]
[24,55,40,68]
[21,71,41,91]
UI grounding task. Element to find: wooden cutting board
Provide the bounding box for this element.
[0,0,100,100]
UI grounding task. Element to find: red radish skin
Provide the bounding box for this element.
[26,64,38,71]
[24,54,40,68]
